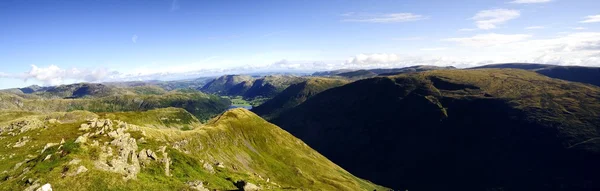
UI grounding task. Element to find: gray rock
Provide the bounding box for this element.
[187,180,210,191]
[203,162,215,174]
[13,136,30,148]
[35,183,52,191]
[242,182,260,191]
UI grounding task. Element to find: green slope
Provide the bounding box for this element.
[0,91,230,122]
[272,69,600,190]
[0,108,386,191]
[252,78,348,120]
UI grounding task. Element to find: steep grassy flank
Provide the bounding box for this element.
[0,109,386,191]
[0,92,230,122]
[99,108,201,130]
[253,78,348,120]
[272,69,600,190]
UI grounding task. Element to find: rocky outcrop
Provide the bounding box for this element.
[235,181,260,191]
[35,183,52,191]
[13,136,30,148]
[187,180,210,191]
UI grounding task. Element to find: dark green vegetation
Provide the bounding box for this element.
[253,78,348,120]
[272,69,600,190]
[0,108,386,190]
[473,63,600,87]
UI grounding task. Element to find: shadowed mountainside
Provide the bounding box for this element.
[252,78,348,120]
[272,69,600,190]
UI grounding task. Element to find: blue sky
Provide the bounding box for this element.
[1,0,599,88]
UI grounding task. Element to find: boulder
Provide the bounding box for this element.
[35,183,52,191]
[203,162,215,174]
[187,180,210,191]
[79,124,90,131]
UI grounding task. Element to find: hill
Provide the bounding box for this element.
[200,75,307,101]
[200,75,255,96]
[335,70,378,80]
[0,108,385,191]
[312,65,457,78]
[0,91,230,122]
[473,63,600,86]
[271,69,600,190]
[252,78,348,120]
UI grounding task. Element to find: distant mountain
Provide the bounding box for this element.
[200,75,255,96]
[271,69,600,190]
[312,65,457,78]
[376,65,456,76]
[473,63,600,86]
[252,78,348,120]
[0,107,386,190]
[200,75,306,99]
[336,70,378,79]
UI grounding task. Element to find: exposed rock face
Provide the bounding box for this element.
[187,180,210,191]
[35,183,52,191]
[236,181,260,191]
[203,162,215,174]
[158,146,171,176]
[41,142,59,153]
[90,119,141,180]
[13,136,30,148]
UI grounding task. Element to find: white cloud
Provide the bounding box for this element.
[342,13,427,23]
[0,65,116,86]
[525,26,545,30]
[580,15,600,23]
[345,53,401,65]
[472,9,520,29]
[420,47,448,51]
[459,28,478,32]
[444,33,532,47]
[131,34,138,43]
[572,27,587,30]
[392,37,425,41]
[509,0,552,4]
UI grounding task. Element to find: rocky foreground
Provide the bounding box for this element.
[0,108,385,191]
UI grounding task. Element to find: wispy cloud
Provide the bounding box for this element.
[392,37,425,41]
[509,0,552,4]
[420,47,448,51]
[459,28,478,32]
[572,27,587,30]
[472,9,520,30]
[444,33,532,47]
[131,34,138,43]
[0,65,116,86]
[341,13,427,23]
[580,15,600,23]
[525,26,545,30]
[170,0,180,12]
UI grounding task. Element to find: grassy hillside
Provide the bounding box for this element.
[252,78,348,120]
[272,69,600,190]
[473,63,600,86]
[243,75,306,99]
[0,108,386,191]
[0,91,230,122]
[200,75,255,96]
